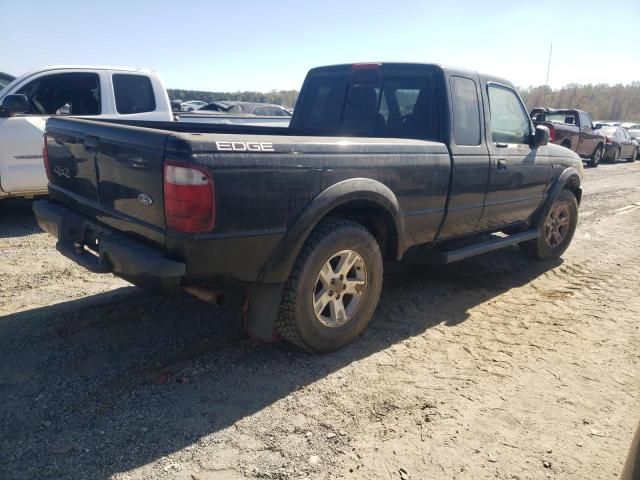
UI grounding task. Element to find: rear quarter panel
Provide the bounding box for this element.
[166,134,452,284]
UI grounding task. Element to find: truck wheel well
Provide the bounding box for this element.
[325,201,398,260]
[564,178,582,205]
[561,139,571,148]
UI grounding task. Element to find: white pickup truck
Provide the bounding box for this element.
[0,66,290,200]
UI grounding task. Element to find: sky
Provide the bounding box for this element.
[1,0,639,92]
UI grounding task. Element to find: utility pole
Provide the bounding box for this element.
[545,43,553,86]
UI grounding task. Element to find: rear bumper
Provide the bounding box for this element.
[33,200,185,292]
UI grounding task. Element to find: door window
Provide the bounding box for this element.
[487,85,530,144]
[113,74,156,114]
[450,76,481,146]
[580,112,593,129]
[16,72,101,115]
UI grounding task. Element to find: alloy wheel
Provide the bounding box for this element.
[313,249,367,327]
[544,203,571,248]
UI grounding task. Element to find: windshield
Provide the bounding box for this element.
[0,73,17,95]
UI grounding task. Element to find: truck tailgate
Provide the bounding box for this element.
[45,117,172,245]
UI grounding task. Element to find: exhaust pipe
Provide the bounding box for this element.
[184,286,226,306]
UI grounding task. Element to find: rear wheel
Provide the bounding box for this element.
[629,148,637,162]
[610,148,621,163]
[520,190,578,261]
[276,219,383,352]
[588,145,603,167]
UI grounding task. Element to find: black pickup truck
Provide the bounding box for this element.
[35,63,584,352]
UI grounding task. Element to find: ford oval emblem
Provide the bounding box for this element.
[137,193,153,206]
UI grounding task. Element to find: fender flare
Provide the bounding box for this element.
[533,166,582,225]
[258,178,404,284]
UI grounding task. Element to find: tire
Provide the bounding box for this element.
[561,140,571,150]
[610,148,621,163]
[629,148,637,163]
[588,145,603,168]
[520,190,578,261]
[276,219,383,353]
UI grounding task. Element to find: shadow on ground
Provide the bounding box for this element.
[0,245,561,479]
[0,198,42,239]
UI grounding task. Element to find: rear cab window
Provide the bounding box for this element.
[112,74,156,114]
[450,76,481,146]
[292,65,439,141]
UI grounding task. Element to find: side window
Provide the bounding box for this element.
[16,72,101,116]
[113,74,156,114]
[488,85,531,144]
[580,113,593,129]
[450,76,481,146]
[252,107,268,115]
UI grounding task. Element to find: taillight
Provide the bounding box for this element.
[42,133,51,181]
[605,136,613,144]
[163,162,215,233]
[548,125,555,142]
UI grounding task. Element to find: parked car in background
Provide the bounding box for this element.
[593,120,621,127]
[531,108,605,167]
[595,125,638,162]
[628,128,640,140]
[35,61,584,352]
[1,66,298,199]
[181,100,207,111]
[0,72,15,90]
[621,122,640,129]
[0,65,174,200]
[225,101,292,117]
[197,101,292,117]
[178,100,292,126]
[198,101,233,112]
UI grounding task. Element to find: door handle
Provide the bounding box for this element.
[83,135,99,153]
[496,142,508,148]
[497,159,508,170]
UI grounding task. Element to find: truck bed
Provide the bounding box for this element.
[43,117,452,286]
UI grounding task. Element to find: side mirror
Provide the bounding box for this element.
[0,94,29,117]
[532,125,549,147]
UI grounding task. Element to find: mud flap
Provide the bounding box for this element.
[245,283,285,342]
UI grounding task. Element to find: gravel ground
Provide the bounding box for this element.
[0,162,639,480]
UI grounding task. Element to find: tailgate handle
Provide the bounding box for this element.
[83,135,100,153]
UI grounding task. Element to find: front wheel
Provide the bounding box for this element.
[629,148,637,163]
[276,219,383,352]
[520,190,578,261]
[588,145,603,167]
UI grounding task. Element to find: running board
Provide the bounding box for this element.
[435,228,539,264]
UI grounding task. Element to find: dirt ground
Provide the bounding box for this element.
[1,162,639,480]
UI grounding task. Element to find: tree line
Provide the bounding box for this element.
[519,82,640,122]
[169,82,640,122]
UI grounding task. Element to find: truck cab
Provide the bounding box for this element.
[0,66,173,199]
